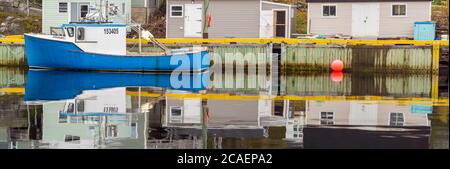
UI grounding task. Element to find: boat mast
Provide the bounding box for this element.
[99,0,103,22]
[105,0,109,22]
[139,25,142,54]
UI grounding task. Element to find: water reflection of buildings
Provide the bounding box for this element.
[304,100,431,149]
[0,68,447,149]
[158,96,434,149]
[36,88,140,149]
[161,95,307,148]
[306,101,430,127]
[1,87,438,149]
[156,96,270,149]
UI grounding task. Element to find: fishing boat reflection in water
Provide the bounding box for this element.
[23,70,208,149]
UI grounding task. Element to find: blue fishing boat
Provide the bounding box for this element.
[24,22,209,72]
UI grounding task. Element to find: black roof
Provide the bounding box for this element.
[306,0,432,2]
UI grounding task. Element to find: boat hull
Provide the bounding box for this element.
[24,34,210,72]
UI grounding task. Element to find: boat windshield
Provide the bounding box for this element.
[50,27,65,37]
[66,27,74,37]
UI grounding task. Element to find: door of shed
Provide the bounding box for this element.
[184,4,203,38]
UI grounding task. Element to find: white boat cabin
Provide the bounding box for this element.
[50,23,128,55]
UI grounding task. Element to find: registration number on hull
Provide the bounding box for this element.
[104,28,119,34]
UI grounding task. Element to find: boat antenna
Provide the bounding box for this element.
[99,0,103,22]
[105,0,109,22]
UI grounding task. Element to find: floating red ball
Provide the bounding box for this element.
[331,59,344,72]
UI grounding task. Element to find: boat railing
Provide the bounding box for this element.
[105,6,172,55]
[126,20,172,55]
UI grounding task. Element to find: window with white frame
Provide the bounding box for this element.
[64,135,80,143]
[170,106,183,123]
[392,4,407,16]
[320,112,334,125]
[79,4,90,18]
[322,5,336,17]
[170,5,183,17]
[107,125,118,138]
[390,112,404,126]
[59,2,68,13]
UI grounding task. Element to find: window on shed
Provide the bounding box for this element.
[65,135,80,143]
[170,5,183,17]
[322,5,336,17]
[392,4,406,16]
[275,10,287,37]
[320,112,334,125]
[390,112,404,126]
[59,3,68,13]
[170,106,183,123]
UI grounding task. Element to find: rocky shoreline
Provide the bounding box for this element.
[0,0,41,35]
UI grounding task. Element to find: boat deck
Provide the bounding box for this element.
[126,51,166,56]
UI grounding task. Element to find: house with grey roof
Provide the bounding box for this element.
[306,0,433,39]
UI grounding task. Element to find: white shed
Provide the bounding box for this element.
[42,0,131,34]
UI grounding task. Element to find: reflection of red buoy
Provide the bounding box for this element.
[331,59,344,72]
[331,71,344,82]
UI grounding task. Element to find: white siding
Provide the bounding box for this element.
[42,0,131,34]
[378,1,431,38]
[308,1,432,38]
[166,0,261,38]
[308,3,353,36]
[261,1,295,38]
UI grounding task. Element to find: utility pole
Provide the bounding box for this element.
[202,0,210,38]
[447,0,449,28]
[26,0,30,16]
[201,99,208,149]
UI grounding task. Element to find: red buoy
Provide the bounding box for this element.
[331,59,344,72]
[331,71,344,82]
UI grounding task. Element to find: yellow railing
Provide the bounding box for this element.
[1,35,448,46]
[0,37,25,44]
[127,38,449,46]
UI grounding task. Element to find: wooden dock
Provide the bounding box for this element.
[0,35,448,73]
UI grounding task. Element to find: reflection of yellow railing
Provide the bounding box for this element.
[126,91,449,107]
[2,87,447,106]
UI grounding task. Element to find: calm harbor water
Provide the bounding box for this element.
[0,67,448,149]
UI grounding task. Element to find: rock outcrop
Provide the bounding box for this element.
[0,15,41,35]
[0,0,42,16]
